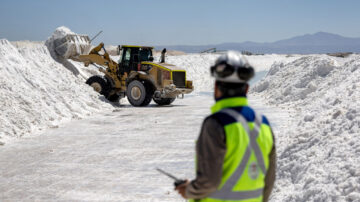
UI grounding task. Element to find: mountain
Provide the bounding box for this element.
[273,32,360,46]
[156,32,360,54]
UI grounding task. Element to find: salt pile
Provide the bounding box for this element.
[0,38,112,145]
[166,53,300,93]
[166,54,217,92]
[253,55,360,201]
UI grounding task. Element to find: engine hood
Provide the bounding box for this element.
[141,62,185,71]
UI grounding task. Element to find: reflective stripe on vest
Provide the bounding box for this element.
[209,108,265,201]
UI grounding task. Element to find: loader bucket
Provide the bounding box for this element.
[53,34,92,59]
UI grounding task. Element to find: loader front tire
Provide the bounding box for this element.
[86,75,110,97]
[153,98,175,105]
[127,80,153,106]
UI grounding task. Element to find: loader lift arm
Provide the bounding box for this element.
[77,43,119,73]
[76,43,124,89]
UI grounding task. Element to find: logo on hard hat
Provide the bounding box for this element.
[248,161,259,179]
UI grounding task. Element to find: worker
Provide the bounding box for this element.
[175,51,276,202]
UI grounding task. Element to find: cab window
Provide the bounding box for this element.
[125,48,131,60]
[123,48,131,67]
[139,48,152,61]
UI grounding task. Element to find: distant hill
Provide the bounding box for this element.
[156,32,360,54]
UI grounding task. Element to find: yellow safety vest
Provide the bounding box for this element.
[191,97,273,202]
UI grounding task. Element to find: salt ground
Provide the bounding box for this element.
[1,26,359,201]
[0,94,291,201]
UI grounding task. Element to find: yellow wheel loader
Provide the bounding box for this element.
[54,35,193,106]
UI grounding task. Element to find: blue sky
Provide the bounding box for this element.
[0,0,359,45]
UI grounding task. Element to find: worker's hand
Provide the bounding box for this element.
[175,180,190,199]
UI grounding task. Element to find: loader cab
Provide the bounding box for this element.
[118,45,154,74]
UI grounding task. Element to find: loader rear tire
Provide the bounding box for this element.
[127,80,153,106]
[86,75,110,97]
[153,98,175,105]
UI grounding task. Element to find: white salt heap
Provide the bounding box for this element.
[252,55,360,201]
[166,53,300,92]
[0,38,112,145]
[166,54,217,92]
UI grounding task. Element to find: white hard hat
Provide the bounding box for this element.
[211,51,255,83]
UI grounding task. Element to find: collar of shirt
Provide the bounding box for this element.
[211,96,248,114]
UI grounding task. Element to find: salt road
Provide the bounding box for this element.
[0,94,292,201]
